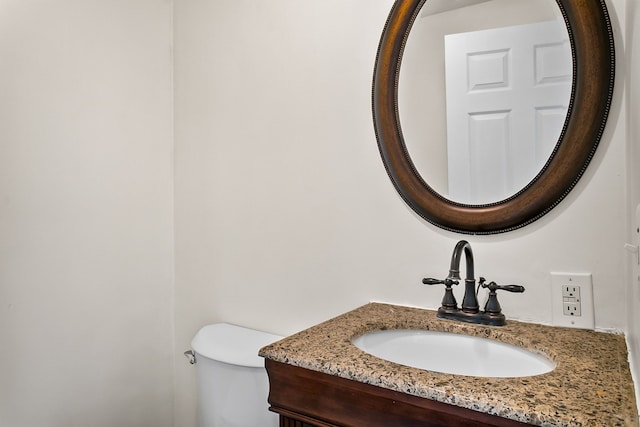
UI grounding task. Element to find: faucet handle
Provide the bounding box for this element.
[480,280,525,318]
[497,284,525,293]
[423,278,458,311]
[423,277,459,286]
[481,280,525,293]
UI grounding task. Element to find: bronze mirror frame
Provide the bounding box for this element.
[373,0,615,234]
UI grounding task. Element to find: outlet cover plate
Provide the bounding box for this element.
[551,272,594,329]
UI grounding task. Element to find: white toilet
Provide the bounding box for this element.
[189,323,283,427]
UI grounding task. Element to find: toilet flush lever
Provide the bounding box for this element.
[184,350,196,365]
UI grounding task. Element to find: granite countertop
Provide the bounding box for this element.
[259,302,639,427]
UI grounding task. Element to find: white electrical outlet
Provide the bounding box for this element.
[551,273,594,329]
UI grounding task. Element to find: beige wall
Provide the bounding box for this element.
[174,0,636,425]
[0,1,174,426]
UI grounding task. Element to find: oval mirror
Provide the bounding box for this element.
[373,0,615,234]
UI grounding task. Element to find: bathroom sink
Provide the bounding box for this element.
[351,329,555,378]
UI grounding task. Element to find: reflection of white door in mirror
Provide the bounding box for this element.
[444,21,571,204]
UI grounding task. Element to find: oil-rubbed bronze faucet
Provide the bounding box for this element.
[423,240,524,326]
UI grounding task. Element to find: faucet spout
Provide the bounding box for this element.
[449,240,479,313]
[448,240,474,280]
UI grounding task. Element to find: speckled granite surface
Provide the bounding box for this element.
[259,303,639,426]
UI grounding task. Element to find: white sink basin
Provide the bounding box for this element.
[352,329,555,378]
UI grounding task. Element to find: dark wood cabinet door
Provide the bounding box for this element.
[266,360,528,427]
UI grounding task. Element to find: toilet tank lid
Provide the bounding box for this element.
[191,323,284,368]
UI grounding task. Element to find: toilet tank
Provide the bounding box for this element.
[191,323,283,427]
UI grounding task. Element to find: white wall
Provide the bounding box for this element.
[174,0,635,425]
[0,1,175,426]
[0,0,635,426]
[626,0,640,407]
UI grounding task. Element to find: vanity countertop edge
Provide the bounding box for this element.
[259,302,639,426]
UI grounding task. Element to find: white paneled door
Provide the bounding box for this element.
[444,20,571,204]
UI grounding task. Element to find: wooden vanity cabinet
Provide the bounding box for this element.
[265,359,528,427]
